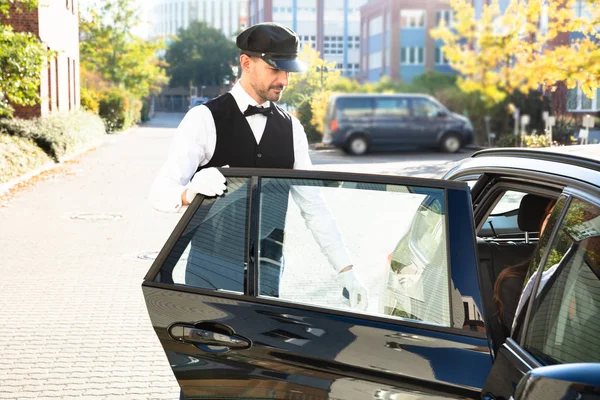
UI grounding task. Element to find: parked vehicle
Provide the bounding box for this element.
[189,96,210,110]
[322,93,474,155]
[143,145,600,400]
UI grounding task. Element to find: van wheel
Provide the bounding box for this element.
[346,135,369,155]
[439,133,461,153]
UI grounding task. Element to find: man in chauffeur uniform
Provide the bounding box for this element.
[149,23,369,310]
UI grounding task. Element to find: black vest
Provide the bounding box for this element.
[199,92,295,171]
[181,93,294,297]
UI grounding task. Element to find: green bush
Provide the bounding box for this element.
[0,111,106,162]
[0,134,52,183]
[141,99,151,122]
[99,89,129,133]
[552,116,577,145]
[98,89,143,132]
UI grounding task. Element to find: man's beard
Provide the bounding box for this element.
[254,84,285,102]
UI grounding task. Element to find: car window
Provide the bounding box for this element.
[374,98,410,116]
[521,197,600,364]
[411,98,441,118]
[336,97,372,117]
[257,177,463,329]
[153,177,251,292]
[490,191,526,216]
[479,190,527,238]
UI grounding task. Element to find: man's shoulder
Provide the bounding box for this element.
[204,93,234,108]
[273,103,299,123]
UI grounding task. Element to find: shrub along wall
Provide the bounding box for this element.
[0,111,106,184]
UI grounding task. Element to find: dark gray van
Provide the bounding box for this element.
[322,93,474,155]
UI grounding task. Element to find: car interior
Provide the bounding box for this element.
[473,181,560,352]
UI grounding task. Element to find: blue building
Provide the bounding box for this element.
[249,0,368,77]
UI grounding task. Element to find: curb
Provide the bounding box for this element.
[0,137,107,197]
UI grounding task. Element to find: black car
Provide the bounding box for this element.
[321,93,474,155]
[143,145,600,399]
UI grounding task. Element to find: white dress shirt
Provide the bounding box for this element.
[149,81,353,272]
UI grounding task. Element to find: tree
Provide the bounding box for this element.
[0,0,54,117]
[165,21,238,88]
[431,0,600,106]
[79,0,168,98]
[280,45,341,107]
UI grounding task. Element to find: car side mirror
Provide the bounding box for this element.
[514,364,600,400]
[437,110,449,118]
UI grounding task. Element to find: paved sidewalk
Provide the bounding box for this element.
[0,113,185,399]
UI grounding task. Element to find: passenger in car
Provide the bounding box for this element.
[492,197,556,337]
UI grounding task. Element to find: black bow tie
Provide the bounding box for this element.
[244,104,272,117]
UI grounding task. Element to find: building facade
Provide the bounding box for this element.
[3,1,80,118]
[249,0,368,77]
[359,0,458,83]
[149,0,248,40]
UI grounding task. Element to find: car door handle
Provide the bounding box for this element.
[168,323,250,349]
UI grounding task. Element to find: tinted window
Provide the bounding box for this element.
[336,97,372,117]
[256,178,464,329]
[154,177,251,293]
[374,98,410,116]
[411,98,442,118]
[522,198,600,364]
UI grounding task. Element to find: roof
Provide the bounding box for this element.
[472,145,600,171]
[444,145,600,193]
[330,92,432,99]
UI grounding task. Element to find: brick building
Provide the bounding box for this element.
[3,1,80,119]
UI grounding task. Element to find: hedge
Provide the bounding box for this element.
[0,134,52,184]
[0,110,106,163]
[98,89,142,133]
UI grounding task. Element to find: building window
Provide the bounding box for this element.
[401,47,425,65]
[369,51,382,70]
[572,0,592,19]
[400,10,426,28]
[435,47,449,65]
[369,15,383,36]
[567,85,598,111]
[436,10,454,26]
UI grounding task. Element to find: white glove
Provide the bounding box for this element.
[185,167,227,203]
[338,268,369,311]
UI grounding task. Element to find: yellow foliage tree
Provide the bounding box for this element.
[281,44,342,107]
[431,0,600,105]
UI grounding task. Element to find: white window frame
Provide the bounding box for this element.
[434,47,449,65]
[400,9,426,29]
[401,47,425,66]
[567,85,599,112]
[436,10,454,27]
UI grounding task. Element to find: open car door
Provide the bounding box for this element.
[142,168,492,399]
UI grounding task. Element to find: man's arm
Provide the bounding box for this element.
[290,117,368,309]
[148,106,214,212]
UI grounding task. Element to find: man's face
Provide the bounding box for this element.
[248,57,290,103]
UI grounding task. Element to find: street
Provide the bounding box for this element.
[0,112,474,399]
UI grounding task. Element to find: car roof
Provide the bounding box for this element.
[472,145,600,171]
[445,145,600,192]
[331,93,432,99]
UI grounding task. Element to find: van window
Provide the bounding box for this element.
[411,98,442,118]
[336,97,373,117]
[374,98,410,116]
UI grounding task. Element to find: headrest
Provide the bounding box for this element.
[518,194,554,232]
